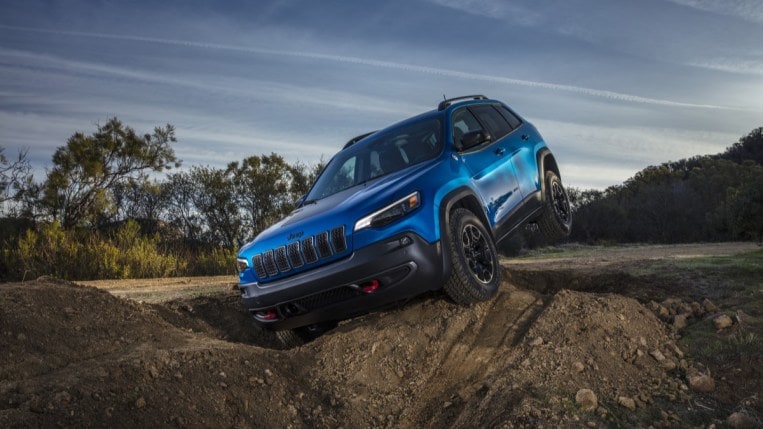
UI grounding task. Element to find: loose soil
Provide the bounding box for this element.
[1,242,760,428]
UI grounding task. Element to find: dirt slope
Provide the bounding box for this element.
[1,243,760,428]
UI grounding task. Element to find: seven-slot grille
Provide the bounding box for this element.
[249,226,347,280]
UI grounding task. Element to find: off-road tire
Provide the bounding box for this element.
[443,208,500,305]
[538,170,571,241]
[275,329,304,349]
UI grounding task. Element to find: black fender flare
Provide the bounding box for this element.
[536,148,561,202]
[437,186,492,281]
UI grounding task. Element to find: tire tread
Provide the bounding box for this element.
[443,208,500,305]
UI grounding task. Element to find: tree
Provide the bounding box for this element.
[113,180,163,221]
[723,127,763,165]
[0,146,33,214]
[41,117,180,228]
[188,166,242,248]
[162,171,204,242]
[227,154,309,237]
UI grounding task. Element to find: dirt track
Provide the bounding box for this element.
[1,243,761,428]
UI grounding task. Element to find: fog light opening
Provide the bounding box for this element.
[282,303,302,317]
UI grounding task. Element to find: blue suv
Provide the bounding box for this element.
[236,95,571,345]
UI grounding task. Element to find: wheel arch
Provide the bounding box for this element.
[536,148,561,201]
[439,187,492,240]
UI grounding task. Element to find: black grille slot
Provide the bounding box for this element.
[316,231,332,259]
[302,237,318,264]
[292,286,360,311]
[287,241,304,268]
[274,246,290,273]
[331,226,346,252]
[262,250,278,276]
[252,254,267,279]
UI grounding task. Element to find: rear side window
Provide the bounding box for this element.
[497,105,522,129]
[469,105,512,140]
[452,108,483,146]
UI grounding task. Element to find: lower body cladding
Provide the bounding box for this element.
[239,233,446,330]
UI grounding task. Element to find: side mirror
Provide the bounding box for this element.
[459,130,493,151]
[294,195,306,208]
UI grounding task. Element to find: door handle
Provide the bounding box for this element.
[495,147,506,156]
[521,134,529,141]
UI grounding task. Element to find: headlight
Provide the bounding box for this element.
[236,257,249,273]
[354,191,420,231]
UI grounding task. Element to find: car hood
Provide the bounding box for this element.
[239,161,435,255]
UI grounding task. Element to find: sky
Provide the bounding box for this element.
[1,0,761,190]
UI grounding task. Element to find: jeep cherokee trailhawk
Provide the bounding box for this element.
[236,95,571,345]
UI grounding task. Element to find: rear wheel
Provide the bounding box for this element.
[538,170,571,242]
[443,208,500,305]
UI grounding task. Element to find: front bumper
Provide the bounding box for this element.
[240,232,446,330]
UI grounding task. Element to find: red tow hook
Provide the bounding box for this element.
[360,279,380,294]
[257,308,278,321]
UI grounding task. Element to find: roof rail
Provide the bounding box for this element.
[438,94,487,111]
[343,130,377,149]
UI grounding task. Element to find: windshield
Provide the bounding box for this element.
[307,118,442,201]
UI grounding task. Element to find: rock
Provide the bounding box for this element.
[575,389,597,411]
[667,342,684,358]
[617,396,636,410]
[16,333,27,341]
[727,411,755,429]
[135,397,146,409]
[690,301,703,316]
[529,337,544,347]
[657,306,670,318]
[687,374,715,392]
[572,361,585,373]
[148,366,159,379]
[649,348,677,369]
[702,298,719,313]
[673,314,689,329]
[713,314,733,330]
[649,350,666,362]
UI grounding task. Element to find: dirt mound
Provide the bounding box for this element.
[0,279,303,427]
[455,290,689,427]
[1,249,757,428]
[154,293,280,349]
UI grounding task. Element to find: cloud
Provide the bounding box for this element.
[0,24,745,111]
[535,118,740,189]
[423,0,540,25]
[688,58,763,76]
[665,0,763,24]
[0,47,424,117]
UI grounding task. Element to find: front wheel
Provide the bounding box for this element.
[538,170,572,242]
[275,329,304,349]
[443,208,501,305]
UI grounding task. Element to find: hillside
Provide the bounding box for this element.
[2,243,760,428]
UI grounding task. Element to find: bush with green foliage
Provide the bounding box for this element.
[1,219,235,281]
